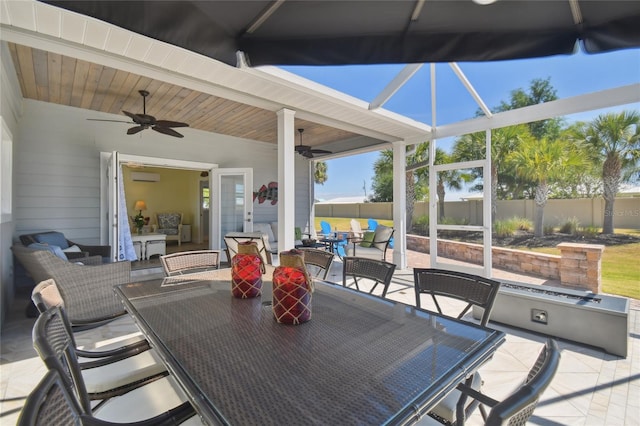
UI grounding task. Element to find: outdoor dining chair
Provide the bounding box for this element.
[160,250,221,276]
[17,369,198,426]
[298,248,335,280]
[224,232,273,265]
[342,256,397,298]
[31,279,167,402]
[30,306,199,424]
[416,339,561,426]
[413,268,502,425]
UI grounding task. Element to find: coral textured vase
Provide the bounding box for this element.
[231,242,265,298]
[273,249,313,325]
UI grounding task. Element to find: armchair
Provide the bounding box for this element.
[11,244,131,329]
[155,212,183,246]
[345,225,394,261]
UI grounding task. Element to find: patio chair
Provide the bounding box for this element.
[31,306,198,424]
[320,220,333,237]
[17,369,197,426]
[342,257,397,298]
[345,225,394,261]
[349,219,364,239]
[413,268,502,425]
[298,248,335,280]
[367,218,378,231]
[11,244,131,331]
[32,280,168,402]
[224,232,273,265]
[419,339,561,426]
[160,250,221,276]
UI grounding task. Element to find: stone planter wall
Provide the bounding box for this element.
[406,235,604,293]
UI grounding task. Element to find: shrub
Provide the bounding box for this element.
[494,219,517,238]
[543,224,555,235]
[577,225,599,237]
[559,216,580,235]
[413,215,429,234]
[512,216,532,231]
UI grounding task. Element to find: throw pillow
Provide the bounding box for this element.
[359,231,375,248]
[62,245,82,253]
[28,243,69,261]
[372,225,393,251]
[34,232,69,249]
[254,223,275,243]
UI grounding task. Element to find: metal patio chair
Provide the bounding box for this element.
[31,306,198,424]
[298,248,335,280]
[31,279,167,402]
[413,268,502,425]
[160,250,221,276]
[223,232,273,265]
[342,256,397,298]
[418,339,561,426]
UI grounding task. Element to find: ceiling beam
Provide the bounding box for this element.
[369,64,423,110]
[435,84,640,139]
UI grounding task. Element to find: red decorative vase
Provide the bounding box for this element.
[231,242,265,298]
[272,249,312,324]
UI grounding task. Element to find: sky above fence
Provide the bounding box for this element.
[283,49,640,201]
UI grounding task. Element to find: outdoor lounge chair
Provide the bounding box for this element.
[345,224,394,261]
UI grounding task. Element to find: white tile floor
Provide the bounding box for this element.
[2,250,638,425]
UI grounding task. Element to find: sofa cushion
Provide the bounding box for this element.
[34,232,69,249]
[359,231,375,248]
[254,223,276,243]
[345,244,383,260]
[28,243,69,261]
[372,225,393,251]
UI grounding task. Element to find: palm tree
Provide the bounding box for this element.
[314,161,328,185]
[582,111,640,234]
[509,137,587,237]
[434,149,471,220]
[452,125,529,221]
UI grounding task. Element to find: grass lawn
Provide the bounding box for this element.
[317,218,639,300]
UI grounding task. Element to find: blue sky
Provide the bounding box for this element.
[281,48,640,201]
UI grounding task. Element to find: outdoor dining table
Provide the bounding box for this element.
[114,267,505,425]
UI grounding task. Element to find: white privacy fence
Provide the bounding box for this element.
[316,197,640,229]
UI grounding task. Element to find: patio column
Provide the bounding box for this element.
[392,141,407,268]
[276,108,296,251]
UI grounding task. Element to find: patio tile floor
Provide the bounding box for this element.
[1,249,638,425]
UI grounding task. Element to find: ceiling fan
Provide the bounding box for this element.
[88,90,189,138]
[295,128,332,158]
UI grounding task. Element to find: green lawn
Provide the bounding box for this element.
[317,217,639,300]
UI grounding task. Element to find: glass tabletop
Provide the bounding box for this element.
[115,269,504,425]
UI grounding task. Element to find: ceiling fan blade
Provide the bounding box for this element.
[155,120,189,128]
[301,150,314,158]
[153,126,184,138]
[310,149,332,154]
[122,110,142,123]
[127,125,146,135]
[87,119,131,123]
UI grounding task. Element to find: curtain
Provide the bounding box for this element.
[118,165,137,261]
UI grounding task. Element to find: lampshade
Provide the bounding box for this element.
[134,200,147,211]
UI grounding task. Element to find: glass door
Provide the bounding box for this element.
[211,168,253,261]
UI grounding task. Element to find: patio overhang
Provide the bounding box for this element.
[39,0,640,67]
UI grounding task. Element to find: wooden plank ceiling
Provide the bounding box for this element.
[8,42,358,147]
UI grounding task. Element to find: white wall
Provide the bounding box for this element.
[1,42,23,323]
[6,98,312,318]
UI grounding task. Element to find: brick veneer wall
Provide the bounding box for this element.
[406,235,604,293]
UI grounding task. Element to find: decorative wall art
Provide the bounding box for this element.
[253,182,278,204]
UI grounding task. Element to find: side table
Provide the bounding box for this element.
[131,233,167,260]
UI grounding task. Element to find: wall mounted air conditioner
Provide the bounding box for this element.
[131,172,160,182]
